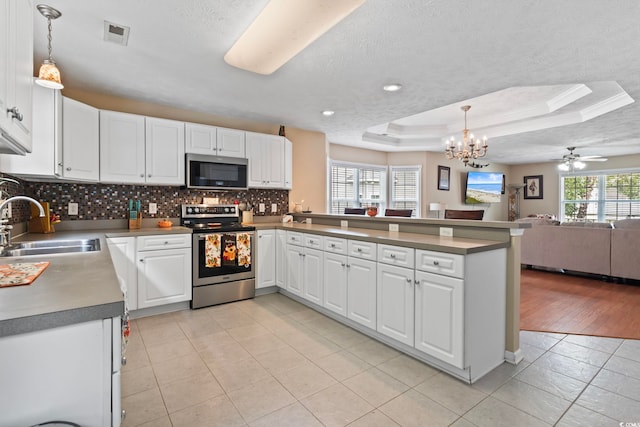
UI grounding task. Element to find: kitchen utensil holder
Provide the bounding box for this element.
[128,213,141,229]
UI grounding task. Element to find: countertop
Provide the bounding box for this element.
[253,222,509,254]
[0,226,192,338]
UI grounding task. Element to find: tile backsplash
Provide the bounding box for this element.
[13,180,289,223]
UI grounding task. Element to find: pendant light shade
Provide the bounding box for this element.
[35,4,64,90]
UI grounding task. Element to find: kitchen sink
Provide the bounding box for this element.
[0,238,101,257]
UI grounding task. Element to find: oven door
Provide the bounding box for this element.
[193,231,255,286]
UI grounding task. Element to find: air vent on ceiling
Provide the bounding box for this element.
[104,21,130,46]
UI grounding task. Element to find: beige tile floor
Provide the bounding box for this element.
[121,293,640,426]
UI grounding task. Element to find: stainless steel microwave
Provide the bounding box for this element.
[186,153,248,190]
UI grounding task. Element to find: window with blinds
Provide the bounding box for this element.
[390,166,420,217]
[561,171,640,222]
[329,163,386,214]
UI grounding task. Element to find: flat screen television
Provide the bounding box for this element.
[465,171,504,204]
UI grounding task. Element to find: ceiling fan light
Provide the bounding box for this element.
[558,163,570,171]
[573,161,586,169]
[36,59,64,89]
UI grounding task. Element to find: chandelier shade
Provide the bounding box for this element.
[445,105,487,166]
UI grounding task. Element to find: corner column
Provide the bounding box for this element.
[505,228,524,364]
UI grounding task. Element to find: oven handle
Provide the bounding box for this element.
[196,231,255,240]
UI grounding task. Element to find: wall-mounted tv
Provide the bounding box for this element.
[465,171,504,204]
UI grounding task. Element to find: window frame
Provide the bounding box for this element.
[559,167,640,223]
[327,160,388,215]
[389,165,421,217]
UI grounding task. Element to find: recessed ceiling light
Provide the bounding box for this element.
[383,83,402,92]
[322,110,335,116]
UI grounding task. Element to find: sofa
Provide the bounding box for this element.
[517,217,640,281]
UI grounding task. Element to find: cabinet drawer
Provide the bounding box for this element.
[378,244,415,268]
[137,234,191,251]
[348,240,377,260]
[324,236,347,254]
[286,231,303,246]
[415,249,464,278]
[304,233,324,249]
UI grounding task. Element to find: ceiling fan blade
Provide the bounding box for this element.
[582,157,608,162]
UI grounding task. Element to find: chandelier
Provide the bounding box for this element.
[35,4,64,89]
[445,105,487,166]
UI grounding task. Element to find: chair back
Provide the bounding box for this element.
[344,208,366,215]
[384,209,413,217]
[444,209,484,220]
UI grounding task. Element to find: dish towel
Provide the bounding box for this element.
[237,232,251,267]
[0,262,51,287]
[205,234,221,268]
[222,234,237,267]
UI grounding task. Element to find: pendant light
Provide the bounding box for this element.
[35,4,64,90]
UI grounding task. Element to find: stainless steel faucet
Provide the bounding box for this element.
[0,196,46,248]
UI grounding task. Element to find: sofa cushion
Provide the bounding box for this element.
[516,217,560,226]
[560,221,613,228]
[612,218,640,229]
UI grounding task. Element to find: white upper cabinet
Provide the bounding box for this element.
[246,132,285,189]
[284,138,292,189]
[145,117,185,185]
[0,86,99,182]
[62,97,100,181]
[100,111,185,185]
[0,0,33,154]
[185,123,245,158]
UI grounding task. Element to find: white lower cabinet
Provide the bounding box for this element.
[323,252,348,316]
[107,237,137,310]
[275,229,287,288]
[377,263,415,346]
[302,247,323,305]
[414,270,464,369]
[256,230,276,289]
[286,244,304,296]
[287,233,324,304]
[346,257,377,329]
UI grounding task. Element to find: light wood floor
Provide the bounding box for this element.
[520,268,640,340]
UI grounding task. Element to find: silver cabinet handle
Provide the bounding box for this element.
[406,278,412,283]
[346,264,351,268]
[66,167,71,171]
[415,279,420,285]
[148,174,152,178]
[139,259,144,263]
[357,248,362,252]
[341,263,345,267]
[433,260,439,266]
[57,162,63,167]
[7,107,23,121]
[330,243,336,248]
[164,241,169,245]
[140,174,144,178]
[390,253,396,258]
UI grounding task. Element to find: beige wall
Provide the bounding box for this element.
[510,153,640,219]
[61,88,328,213]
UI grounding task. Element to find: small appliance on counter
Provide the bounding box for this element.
[128,199,141,229]
[181,203,256,309]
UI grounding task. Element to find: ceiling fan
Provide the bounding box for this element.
[553,147,607,171]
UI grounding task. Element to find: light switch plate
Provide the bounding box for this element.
[149,203,157,214]
[259,203,265,213]
[440,227,453,237]
[341,220,348,228]
[389,224,399,232]
[271,203,278,213]
[68,202,79,216]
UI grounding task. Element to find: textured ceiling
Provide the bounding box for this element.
[33,0,640,165]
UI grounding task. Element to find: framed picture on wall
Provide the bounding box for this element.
[437,166,450,191]
[524,175,543,199]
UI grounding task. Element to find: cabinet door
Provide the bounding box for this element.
[257,230,276,289]
[285,244,303,296]
[303,247,323,305]
[62,97,99,181]
[100,111,145,183]
[377,264,414,346]
[266,136,284,188]
[185,122,216,154]
[415,270,464,368]
[323,252,348,316]
[137,247,192,308]
[217,127,245,158]
[275,229,287,288]
[284,138,292,189]
[245,132,265,187]
[347,257,377,330]
[145,117,185,185]
[107,237,137,310]
[1,0,33,152]
[246,132,284,188]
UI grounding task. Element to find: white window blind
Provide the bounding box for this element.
[390,166,420,217]
[329,163,386,214]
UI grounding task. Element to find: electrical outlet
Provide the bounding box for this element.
[341,220,348,228]
[68,202,79,216]
[149,203,157,214]
[259,203,265,213]
[440,227,453,237]
[389,224,399,232]
[271,203,278,213]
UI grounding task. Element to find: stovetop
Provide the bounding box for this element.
[181,203,255,233]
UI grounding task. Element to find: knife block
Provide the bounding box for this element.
[128,213,141,229]
[29,202,54,233]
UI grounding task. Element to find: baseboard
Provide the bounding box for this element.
[504,348,524,365]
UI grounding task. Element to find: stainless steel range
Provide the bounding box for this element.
[181,204,256,309]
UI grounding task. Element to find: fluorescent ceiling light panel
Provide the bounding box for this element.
[225,0,366,75]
